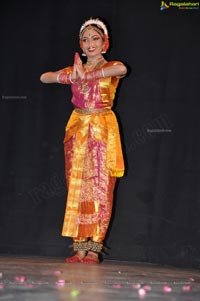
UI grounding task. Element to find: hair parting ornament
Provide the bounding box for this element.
[79,18,109,53]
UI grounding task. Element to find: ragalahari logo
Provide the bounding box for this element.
[160,1,170,10]
[160,1,200,10]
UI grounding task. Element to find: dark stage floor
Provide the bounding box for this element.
[0,255,200,300]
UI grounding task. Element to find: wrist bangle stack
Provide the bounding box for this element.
[69,73,75,84]
[78,68,105,83]
[57,72,73,84]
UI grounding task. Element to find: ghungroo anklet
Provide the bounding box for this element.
[87,240,103,253]
[73,241,89,252]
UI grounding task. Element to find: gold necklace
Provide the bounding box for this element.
[85,58,105,71]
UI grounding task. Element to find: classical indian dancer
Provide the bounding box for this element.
[40,17,127,264]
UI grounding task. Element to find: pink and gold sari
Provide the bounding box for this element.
[61,62,124,243]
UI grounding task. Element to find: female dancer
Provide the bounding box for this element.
[40,17,127,264]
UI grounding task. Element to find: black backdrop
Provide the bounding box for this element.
[1,0,200,268]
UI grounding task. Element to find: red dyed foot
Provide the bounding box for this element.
[81,253,99,264]
[65,255,82,263]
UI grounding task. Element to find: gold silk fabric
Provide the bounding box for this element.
[61,61,125,241]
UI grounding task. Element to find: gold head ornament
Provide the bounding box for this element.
[79,18,108,37]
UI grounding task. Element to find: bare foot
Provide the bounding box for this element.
[65,251,86,263]
[81,252,99,264]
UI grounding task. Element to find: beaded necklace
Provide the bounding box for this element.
[85,57,106,71]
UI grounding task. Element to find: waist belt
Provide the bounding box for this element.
[74,107,110,114]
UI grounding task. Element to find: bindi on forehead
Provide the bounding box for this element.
[82,28,102,39]
[82,34,100,40]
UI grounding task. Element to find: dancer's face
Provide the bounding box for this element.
[80,27,105,59]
